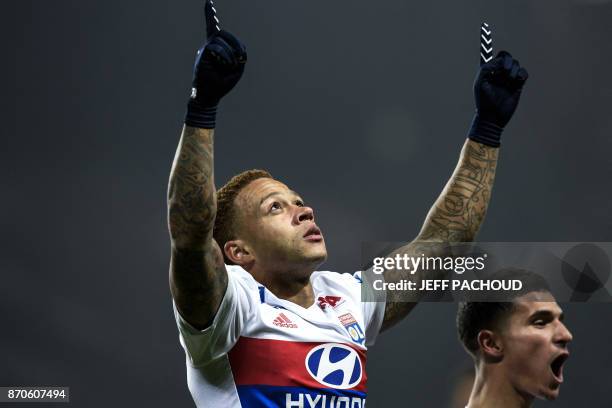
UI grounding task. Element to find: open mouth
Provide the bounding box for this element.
[550,353,569,383]
[303,226,322,241]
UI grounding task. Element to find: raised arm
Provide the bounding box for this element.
[416,139,498,243]
[168,0,247,330]
[380,45,529,331]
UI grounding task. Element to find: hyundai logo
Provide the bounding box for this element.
[305,343,362,389]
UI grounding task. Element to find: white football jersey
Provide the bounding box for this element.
[173,264,386,407]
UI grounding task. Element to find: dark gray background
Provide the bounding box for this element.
[3,0,611,406]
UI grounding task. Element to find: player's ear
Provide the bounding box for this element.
[477,330,504,360]
[224,239,254,266]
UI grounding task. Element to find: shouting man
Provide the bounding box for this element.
[167,1,528,406]
[456,270,573,407]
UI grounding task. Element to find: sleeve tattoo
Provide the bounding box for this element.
[418,140,498,242]
[167,126,228,330]
[168,126,217,247]
[380,140,499,331]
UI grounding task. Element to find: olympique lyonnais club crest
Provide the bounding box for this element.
[338,313,365,344]
[317,296,365,344]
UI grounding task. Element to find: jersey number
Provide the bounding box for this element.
[317,296,342,309]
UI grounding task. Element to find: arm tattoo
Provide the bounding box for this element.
[170,242,228,329]
[418,140,499,242]
[381,140,499,331]
[167,125,227,330]
[168,126,217,247]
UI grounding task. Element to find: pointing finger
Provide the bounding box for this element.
[205,0,221,39]
[480,22,493,66]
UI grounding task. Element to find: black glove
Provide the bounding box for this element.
[185,0,247,129]
[468,49,528,147]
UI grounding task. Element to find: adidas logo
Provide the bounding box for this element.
[273,313,298,328]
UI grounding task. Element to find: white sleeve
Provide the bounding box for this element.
[173,267,257,367]
[353,271,386,347]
